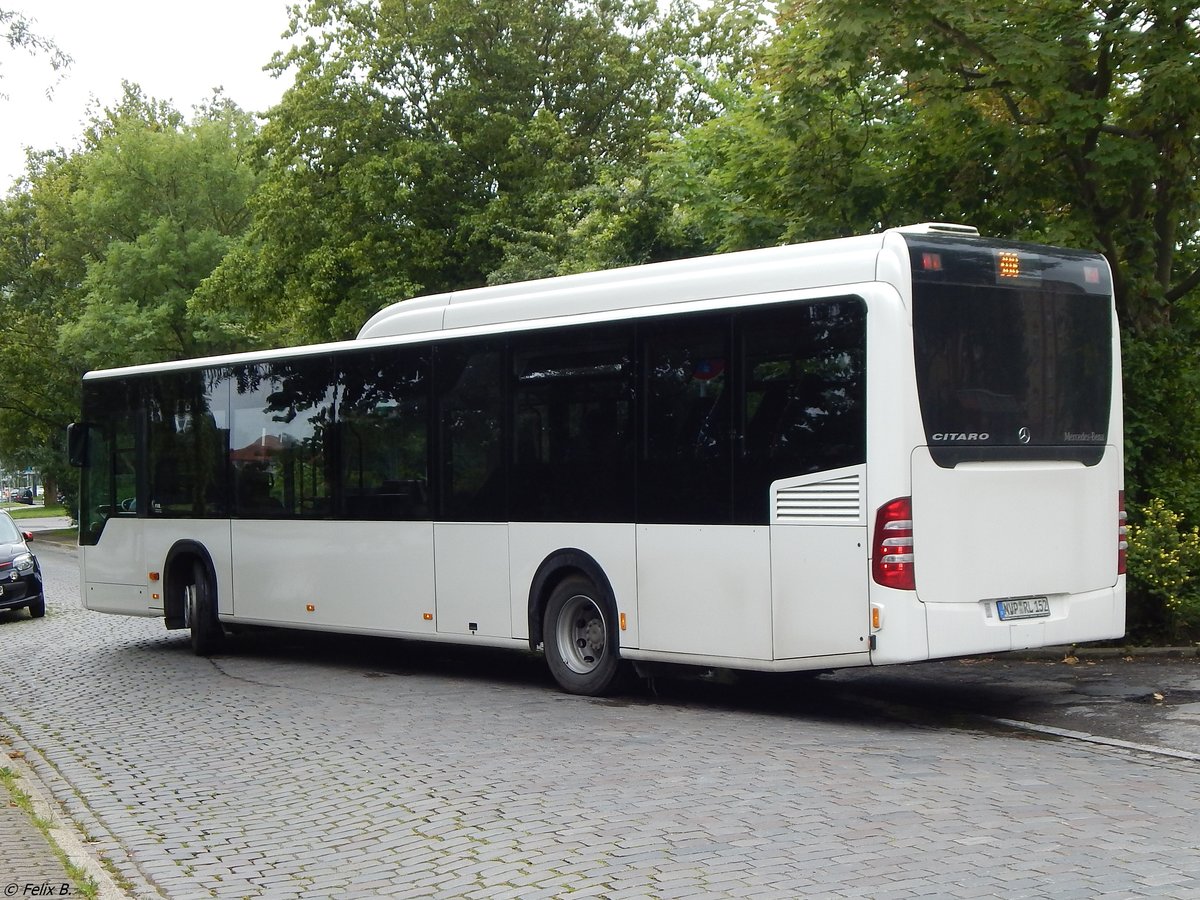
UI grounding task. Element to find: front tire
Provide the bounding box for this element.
[183,560,223,656]
[27,594,45,618]
[543,575,621,696]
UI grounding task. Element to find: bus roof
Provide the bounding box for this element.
[356,231,891,341]
[82,224,973,381]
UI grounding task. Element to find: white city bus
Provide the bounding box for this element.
[69,224,1126,695]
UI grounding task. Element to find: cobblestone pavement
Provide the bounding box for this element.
[1,544,1198,899]
[0,779,76,889]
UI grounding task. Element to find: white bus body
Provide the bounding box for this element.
[72,225,1125,694]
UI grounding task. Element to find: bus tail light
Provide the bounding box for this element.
[873,497,915,591]
[1118,491,1127,576]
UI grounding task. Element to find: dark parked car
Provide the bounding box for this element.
[0,510,44,618]
[14,488,33,505]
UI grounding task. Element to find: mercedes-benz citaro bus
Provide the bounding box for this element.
[69,224,1125,695]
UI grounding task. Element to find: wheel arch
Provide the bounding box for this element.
[526,548,617,652]
[163,540,218,630]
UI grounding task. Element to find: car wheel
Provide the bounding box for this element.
[183,560,223,656]
[28,594,45,618]
[543,575,622,696]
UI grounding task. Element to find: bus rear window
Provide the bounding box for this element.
[912,281,1112,466]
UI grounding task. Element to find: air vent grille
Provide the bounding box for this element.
[775,472,863,523]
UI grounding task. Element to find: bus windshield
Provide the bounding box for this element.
[908,236,1113,466]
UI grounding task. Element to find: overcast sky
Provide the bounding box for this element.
[1,1,296,188]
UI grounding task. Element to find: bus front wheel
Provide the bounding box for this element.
[183,560,223,656]
[543,576,621,696]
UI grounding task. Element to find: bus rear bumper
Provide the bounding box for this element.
[923,582,1126,660]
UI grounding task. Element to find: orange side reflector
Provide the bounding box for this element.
[305,604,316,613]
[619,612,627,631]
[871,607,881,629]
[423,613,434,621]
[151,593,160,601]
[148,572,160,582]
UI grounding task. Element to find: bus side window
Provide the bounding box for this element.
[436,341,506,521]
[734,298,866,523]
[509,324,634,523]
[230,359,336,519]
[338,347,430,520]
[641,314,732,524]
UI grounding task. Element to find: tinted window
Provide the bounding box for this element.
[511,325,634,522]
[78,379,140,545]
[735,299,866,521]
[436,341,506,520]
[908,235,1113,466]
[913,284,1112,466]
[641,314,732,523]
[146,370,230,517]
[230,358,337,518]
[339,348,430,519]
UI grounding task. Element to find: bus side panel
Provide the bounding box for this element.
[142,519,233,616]
[771,525,870,659]
[507,523,637,646]
[636,525,771,660]
[434,522,510,638]
[768,466,872,660]
[230,520,435,632]
[81,519,151,616]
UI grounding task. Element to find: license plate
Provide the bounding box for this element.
[997,597,1050,621]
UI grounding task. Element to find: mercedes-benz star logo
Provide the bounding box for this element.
[1018,426,1031,444]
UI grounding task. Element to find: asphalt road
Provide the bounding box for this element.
[2,542,1198,898]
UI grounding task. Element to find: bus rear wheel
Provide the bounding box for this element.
[183,560,223,656]
[543,575,621,696]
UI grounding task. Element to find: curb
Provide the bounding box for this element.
[2,751,131,900]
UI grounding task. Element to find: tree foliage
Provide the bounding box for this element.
[0,85,260,488]
[200,0,706,342]
[671,0,1200,320]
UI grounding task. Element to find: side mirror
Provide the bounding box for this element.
[22,531,34,542]
[67,422,91,468]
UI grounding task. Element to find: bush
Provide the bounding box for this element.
[1125,498,1200,643]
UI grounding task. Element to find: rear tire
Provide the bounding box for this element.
[27,594,45,618]
[543,575,621,696]
[183,560,223,656]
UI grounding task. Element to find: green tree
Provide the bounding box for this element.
[0,184,78,503]
[202,0,705,342]
[0,86,261,496]
[55,85,262,368]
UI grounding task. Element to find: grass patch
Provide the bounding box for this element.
[30,527,78,547]
[6,504,69,519]
[0,767,98,899]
